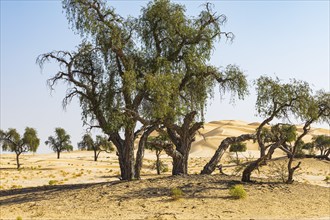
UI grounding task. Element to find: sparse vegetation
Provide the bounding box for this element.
[48,180,59,185]
[229,184,247,199]
[170,187,184,200]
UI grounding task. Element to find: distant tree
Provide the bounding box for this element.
[45,128,73,159]
[78,133,114,161]
[312,135,330,158]
[146,133,172,175]
[229,142,247,164]
[0,127,40,169]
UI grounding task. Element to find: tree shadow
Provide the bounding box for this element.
[0,182,109,206]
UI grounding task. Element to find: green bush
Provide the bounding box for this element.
[48,180,58,185]
[229,184,247,199]
[170,187,183,200]
[16,216,22,220]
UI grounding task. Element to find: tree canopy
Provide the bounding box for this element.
[0,127,40,169]
[45,128,73,159]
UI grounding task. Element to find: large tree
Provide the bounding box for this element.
[78,133,114,161]
[45,128,73,159]
[38,0,246,180]
[139,1,248,175]
[0,127,40,169]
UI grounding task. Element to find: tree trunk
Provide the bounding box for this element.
[172,154,186,175]
[156,152,161,175]
[172,138,191,175]
[241,157,265,182]
[94,149,97,161]
[57,150,60,159]
[134,125,156,179]
[165,111,203,176]
[242,142,280,182]
[286,153,301,184]
[201,134,254,175]
[16,153,21,169]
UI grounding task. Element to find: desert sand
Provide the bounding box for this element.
[1,120,329,219]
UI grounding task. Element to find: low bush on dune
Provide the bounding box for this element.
[229,184,247,199]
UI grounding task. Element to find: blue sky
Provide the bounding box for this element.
[1,1,329,154]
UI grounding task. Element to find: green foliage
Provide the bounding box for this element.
[170,187,183,200]
[0,127,40,153]
[16,216,22,220]
[229,184,247,199]
[45,128,73,154]
[48,180,59,185]
[229,142,247,153]
[324,175,330,182]
[312,135,330,156]
[255,76,311,120]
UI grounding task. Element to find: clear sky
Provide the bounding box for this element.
[1,0,329,154]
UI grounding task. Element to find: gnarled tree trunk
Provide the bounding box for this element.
[165,111,202,176]
[134,125,157,179]
[110,125,136,181]
[201,134,255,175]
[242,142,281,182]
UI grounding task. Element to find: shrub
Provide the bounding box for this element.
[16,217,22,220]
[170,187,183,200]
[229,184,247,199]
[48,180,58,185]
[324,175,330,182]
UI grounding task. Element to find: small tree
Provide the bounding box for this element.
[45,128,73,159]
[312,135,330,158]
[0,127,40,169]
[78,133,114,161]
[229,142,247,164]
[146,133,172,175]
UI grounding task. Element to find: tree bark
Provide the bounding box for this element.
[170,135,192,175]
[156,151,161,175]
[165,111,203,176]
[241,142,281,182]
[201,134,255,175]
[134,125,156,179]
[57,150,60,159]
[16,153,21,169]
[94,149,97,161]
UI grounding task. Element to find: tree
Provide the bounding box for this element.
[312,135,330,158]
[139,1,248,175]
[145,133,172,175]
[45,128,73,159]
[0,127,40,169]
[241,77,311,182]
[283,90,330,183]
[229,142,247,164]
[78,133,114,161]
[37,0,246,180]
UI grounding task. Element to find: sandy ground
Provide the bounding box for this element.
[1,175,329,219]
[1,120,330,219]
